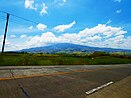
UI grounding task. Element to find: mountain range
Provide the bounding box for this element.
[20,43,131,53]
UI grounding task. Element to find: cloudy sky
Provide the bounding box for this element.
[0,0,131,51]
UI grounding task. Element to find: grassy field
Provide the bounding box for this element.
[0,53,131,66]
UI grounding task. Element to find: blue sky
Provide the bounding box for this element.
[0,0,131,51]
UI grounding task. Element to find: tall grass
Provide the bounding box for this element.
[0,53,131,66]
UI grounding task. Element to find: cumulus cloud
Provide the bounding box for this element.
[26,32,58,47]
[2,24,131,51]
[116,9,122,14]
[54,21,76,32]
[40,3,48,15]
[0,35,15,51]
[10,35,16,38]
[24,0,37,10]
[78,24,127,38]
[114,0,122,3]
[36,23,47,31]
[58,33,81,43]
[24,0,48,16]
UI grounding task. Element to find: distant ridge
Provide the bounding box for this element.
[20,43,131,53]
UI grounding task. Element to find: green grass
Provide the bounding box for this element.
[0,53,131,66]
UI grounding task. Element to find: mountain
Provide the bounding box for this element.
[20,43,131,53]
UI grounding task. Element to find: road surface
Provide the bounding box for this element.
[0,64,131,98]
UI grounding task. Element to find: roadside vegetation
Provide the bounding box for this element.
[0,52,131,66]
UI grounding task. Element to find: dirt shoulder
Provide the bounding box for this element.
[86,75,131,98]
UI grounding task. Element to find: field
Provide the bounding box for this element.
[0,52,131,66]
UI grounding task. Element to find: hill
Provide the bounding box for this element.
[20,43,131,53]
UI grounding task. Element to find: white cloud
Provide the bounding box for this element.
[63,0,67,2]
[20,34,27,38]
[29,26,33,30]
[9,26,37,34]
[25,32,58,48]
[24,1,48,16]
[86,36,102,42]
[54,21,76,32]
[36,23,47,31]
[40,3,48,15]
[116,9,122,14]
[24,0,37,10]
[106,19,112,25]
[1,24,131,51]
[21,24,128,49]
[114,0,122,3]
[0,35,3,46]
[58,33,81,43]
[10,35,16,38]
[78,24,127,38]
[55,0,67,6]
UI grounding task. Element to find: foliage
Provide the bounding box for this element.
[0,52,131,66]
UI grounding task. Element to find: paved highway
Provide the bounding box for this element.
[0,64,131,98]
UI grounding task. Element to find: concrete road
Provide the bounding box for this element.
[86,76,131,98]
[0,64,131,98]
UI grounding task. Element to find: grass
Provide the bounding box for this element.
[0,53,131,66]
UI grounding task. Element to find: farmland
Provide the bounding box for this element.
[0,52,131,66]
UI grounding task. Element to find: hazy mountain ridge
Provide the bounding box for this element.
[20,43,131,53]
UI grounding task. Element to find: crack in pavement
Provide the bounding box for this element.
[9,69,30,98]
